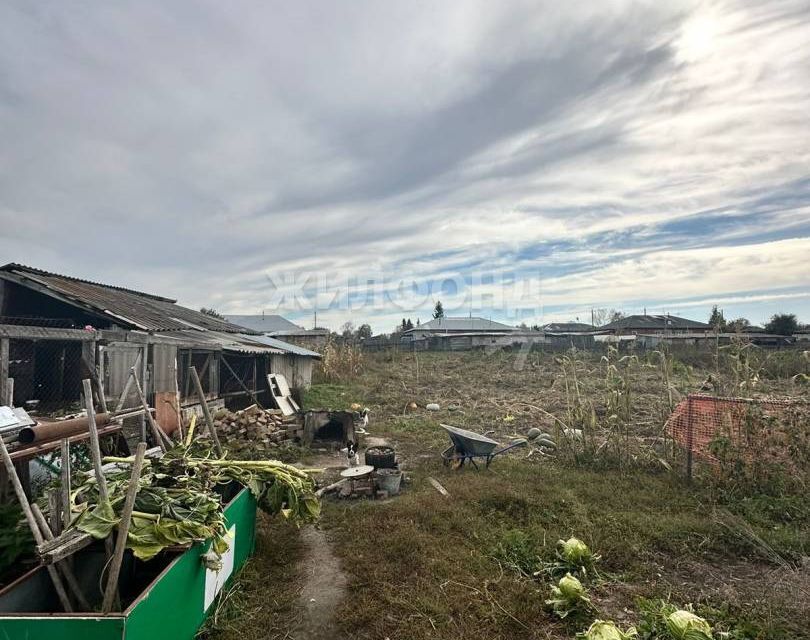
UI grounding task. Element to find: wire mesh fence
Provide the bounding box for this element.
[7,339,86,414]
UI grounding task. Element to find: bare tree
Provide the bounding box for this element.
[340,321,355,340]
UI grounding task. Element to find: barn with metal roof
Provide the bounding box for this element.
[0,264,320,437]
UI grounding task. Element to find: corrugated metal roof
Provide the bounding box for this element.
[600,314,710,331]
[224,315,330,337]
[157,330,287,354]
[0,263,257,334]
[155,330,321,357]
[238,334,322,358]
[406,317,518,332]
[224,314,302,333]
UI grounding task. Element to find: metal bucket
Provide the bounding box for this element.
[375,468,402,495]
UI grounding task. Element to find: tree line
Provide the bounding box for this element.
[708,306,804,336]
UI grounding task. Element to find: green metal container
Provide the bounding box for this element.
[0,486,257,640]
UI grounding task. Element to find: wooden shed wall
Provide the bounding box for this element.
[269,355,313,390]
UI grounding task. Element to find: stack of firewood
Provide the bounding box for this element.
[212,404,300,454]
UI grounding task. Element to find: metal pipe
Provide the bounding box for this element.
[18,413,111,445]
[16,407,146,446]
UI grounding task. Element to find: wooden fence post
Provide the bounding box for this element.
[189,366,222,456]
[686,395,694,481]
[102,442,147,613]
[0,338,8,408]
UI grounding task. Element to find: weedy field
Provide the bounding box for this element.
[205,346,810,640]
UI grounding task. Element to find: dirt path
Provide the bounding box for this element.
[290,526,348,640]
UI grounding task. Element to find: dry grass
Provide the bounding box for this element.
[206,348,810,640]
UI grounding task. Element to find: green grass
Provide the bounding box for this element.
[301,382,363,410]
[322,458,809,639]
[201,514,305,640]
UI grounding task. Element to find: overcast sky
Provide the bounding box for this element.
[1,1,808,332]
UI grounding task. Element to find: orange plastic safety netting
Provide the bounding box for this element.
[666,393,810,469]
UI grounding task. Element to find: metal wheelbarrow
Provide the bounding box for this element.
[439,423,527,470]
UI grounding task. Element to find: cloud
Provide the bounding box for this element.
[0,0,808,332]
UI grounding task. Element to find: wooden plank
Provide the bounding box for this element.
[31,503,92,610]
[81,346,109,414]
[83,379,109,503]
[102,441,147,613]
[189,366,222,456]
[113,350,142,413]
[0,338,8,412]
[198,353,212,383]
[38,530,94,565]
[60,439,71,531]
[47,489,60,536]
[81,379,117,593]
[129,369,171,451]
[173,355,184,441]
[267,374,296,416]
[0,324,97,341]
[427,477,450,497]
[140,346,149,442]
[221,355,263,408]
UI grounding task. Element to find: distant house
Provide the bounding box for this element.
[795,328,810,342]
[743,325,766,333]
[225,314,329,350]
[596,315,792,348]
[541,322,595,333]
[400,317,536,351]
[540,322,598,349]
[599,314,711,335]
[632,331,793,349]
[403,317,518,340]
